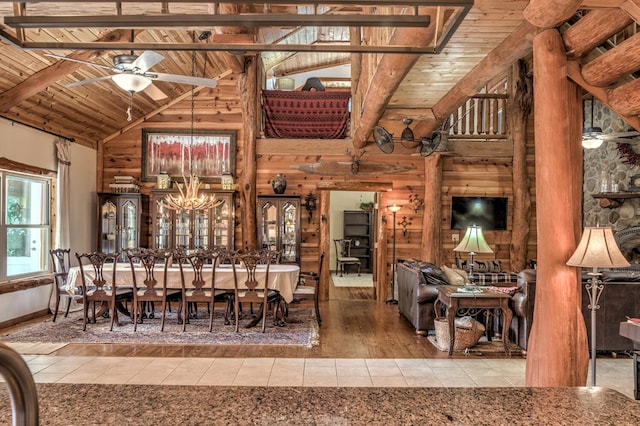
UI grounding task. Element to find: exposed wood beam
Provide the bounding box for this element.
[581,33,640,86]
[382,109,435,121]
[621,0,640,22]
[316,181,393,191]
[0,29,132,113]
[100,69,233,144]
[413,21,539,137]
[609,78,640,115]
[0,0,466,4]
[352,17,440,149]
[523,0,582,28]
[566,60,640,131]
[563,8,633,59]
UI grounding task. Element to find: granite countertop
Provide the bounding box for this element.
[1,384,638,425]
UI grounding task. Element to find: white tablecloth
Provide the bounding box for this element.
[66,263,300,303]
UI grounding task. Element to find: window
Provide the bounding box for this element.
[0,171,51,280]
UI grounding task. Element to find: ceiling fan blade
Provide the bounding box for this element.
[603,131,640,140]
[66,75,113,87]
[132,50,165,73]
[148,72,218,88]
[44,53,115,71]
[144,83,168,101]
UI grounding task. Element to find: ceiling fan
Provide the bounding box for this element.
[44,50,218,95]
[374,119,448,157]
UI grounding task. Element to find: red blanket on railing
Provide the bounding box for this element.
[262,90,351,139]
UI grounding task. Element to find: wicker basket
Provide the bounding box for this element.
[434,317,485,351]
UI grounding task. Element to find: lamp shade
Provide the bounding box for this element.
[454,225,493,254]
[112,73,152,93]
[387,204,402,213]
[566,226,630,269]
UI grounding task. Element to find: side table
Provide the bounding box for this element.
[434,285,513,355]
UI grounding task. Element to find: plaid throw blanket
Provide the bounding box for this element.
[472,272,518,285]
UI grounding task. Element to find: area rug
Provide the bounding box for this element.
[427,335,523,355]
[0,307,319,347]
[332,273,374,287]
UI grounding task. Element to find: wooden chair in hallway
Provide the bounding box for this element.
[49,248,84,322]
[292,251,324,325]
[75,252,132,331]
[334,239,361,276]
[126,248,181,331]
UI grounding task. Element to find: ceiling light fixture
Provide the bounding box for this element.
[111,73,152,93]
[582,96,604,149]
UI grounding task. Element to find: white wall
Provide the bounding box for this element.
[0,118,96,323]
[329,191,374,272]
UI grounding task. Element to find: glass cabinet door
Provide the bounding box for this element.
[175,210,191,249]
[193,209,209,249]
[100,200,117,254]
[281,201,298,263]
[212,198,231,248]
[257,196,300,264]
[261,201,278,251]
[120,199,138,251]
[154,202,172,250]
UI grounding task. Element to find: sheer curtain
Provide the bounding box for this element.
[51,138,80,313]
[55,138,71,249]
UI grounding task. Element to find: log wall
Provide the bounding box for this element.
[98,78,539,292]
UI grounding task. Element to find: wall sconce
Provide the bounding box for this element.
[398,216,412,237]
[303,191,317,223]
[409,193,423,213]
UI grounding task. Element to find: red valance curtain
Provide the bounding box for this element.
[262,90,351,139]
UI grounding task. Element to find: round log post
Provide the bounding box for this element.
[420,153,443,265]
[526,28,589,387]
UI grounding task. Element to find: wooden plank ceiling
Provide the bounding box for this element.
[0,1,639,149]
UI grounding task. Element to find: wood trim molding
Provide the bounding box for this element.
[0,275,53,295]
[0,157,56,176]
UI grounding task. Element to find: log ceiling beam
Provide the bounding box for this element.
[523,0,582,29]
[0,29,132,113]
[581,33,640,87]
[566,60,640,131]
[621,0,640,22]
[563,8,633,59]
[351,14,440,149]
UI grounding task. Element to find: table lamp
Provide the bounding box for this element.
[566,225,629,386]
[454,224,493,284]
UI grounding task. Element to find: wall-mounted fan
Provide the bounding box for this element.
[374,126,395,154]
[420,130,448,157]
[45,50,218,95]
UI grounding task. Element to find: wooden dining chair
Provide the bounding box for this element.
[75,252,132,331]
[229,251,283,332]
[126,248,181,331]
[293,251,324,325]
[174,249,229,332]
[49,248,84,322]
[334,238,361,276]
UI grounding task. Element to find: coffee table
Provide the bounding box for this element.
[434,285,513,355]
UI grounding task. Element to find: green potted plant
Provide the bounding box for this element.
[360,201,374,211]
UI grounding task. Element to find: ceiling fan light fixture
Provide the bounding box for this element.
[112,73,152,93]
[582,126,604,149]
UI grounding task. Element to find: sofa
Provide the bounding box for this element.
[519,268,640,352]
[397,259,534,350]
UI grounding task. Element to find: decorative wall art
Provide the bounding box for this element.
[142,129,236,182]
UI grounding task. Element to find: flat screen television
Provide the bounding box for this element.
[450,196,508,230]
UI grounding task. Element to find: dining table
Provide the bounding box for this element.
[65,262,301,304]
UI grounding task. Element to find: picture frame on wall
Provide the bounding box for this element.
[141,129,236,182]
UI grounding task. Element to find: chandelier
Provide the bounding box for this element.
[160,174,221,210]
[160,35,221,212]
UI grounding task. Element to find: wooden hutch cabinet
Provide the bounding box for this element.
[150,189,234,250]
[97,193,149,261]
[258,195,301,264]
[343,210,373,272]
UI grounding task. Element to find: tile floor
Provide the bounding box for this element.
[5,343,636,400]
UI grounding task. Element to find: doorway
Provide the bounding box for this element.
[328,190,376,301]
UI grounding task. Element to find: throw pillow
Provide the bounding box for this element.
[442,265,467,285]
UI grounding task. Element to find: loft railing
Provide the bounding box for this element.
[447,94,508,140]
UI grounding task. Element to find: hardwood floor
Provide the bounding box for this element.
[25,277,517,360]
